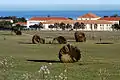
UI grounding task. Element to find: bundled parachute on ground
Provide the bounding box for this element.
[59,44,81,63]
[52,36,67,44]
[74,31,86,42]
[32,35,45,44]
[15,30,22,35]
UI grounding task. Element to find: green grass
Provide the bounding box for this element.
[0,30,120,80]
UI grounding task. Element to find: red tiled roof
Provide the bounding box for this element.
[78,13,100,18]
[29,17,69,21]
[99,17,120,21]
[76,20,112,24]
[42,20,74,24]
[42,20,112,24]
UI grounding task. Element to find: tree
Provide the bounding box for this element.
[20,17,27,22]
[54,23,59,30]
[13,17,27,23]
[29,23,43,30]
[48,25,54,30]
[47,15,50,17]
[0,21,12,30]
[68,17,73,20]
[66,24,72,29]
[38,22,44,29]
[74,22,80,31]
[0,16,27,23]
[111,14,119,17]
[79,23,85,29]
[112,24,120,30]
[16,24,21,30]
[29,24,39,30]
[59,22,66,30]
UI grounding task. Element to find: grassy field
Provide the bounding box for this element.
[0,30,120,80]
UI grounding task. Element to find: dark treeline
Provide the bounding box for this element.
[0,21,12,30]
[47,22,85,31]
[0,21,26,31]
[0,16,27,30]
[104,14,120,17]
[0,16,27,23]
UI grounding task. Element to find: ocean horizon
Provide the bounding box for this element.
[0,10,120,20]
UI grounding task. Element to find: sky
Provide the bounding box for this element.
[0,0,120,10]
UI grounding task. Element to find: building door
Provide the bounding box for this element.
[90,24,93,30]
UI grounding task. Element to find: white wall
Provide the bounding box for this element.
[93,24,112,31]
[109,21,119,24]
[27,20,113,31]
[72,23,112,31]
[77,17,101,20]
[44,23,112,31]
[85,24,91,31]
[27,20,46,28]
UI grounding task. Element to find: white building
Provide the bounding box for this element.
[77,13,101,20]
[43,20,113,31]
[26,13,113,31]
[99,17,120,24]
[27,17,69,28]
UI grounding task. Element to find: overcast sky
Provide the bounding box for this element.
[0,0,120,10]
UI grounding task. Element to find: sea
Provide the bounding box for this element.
[0,10,120,20]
